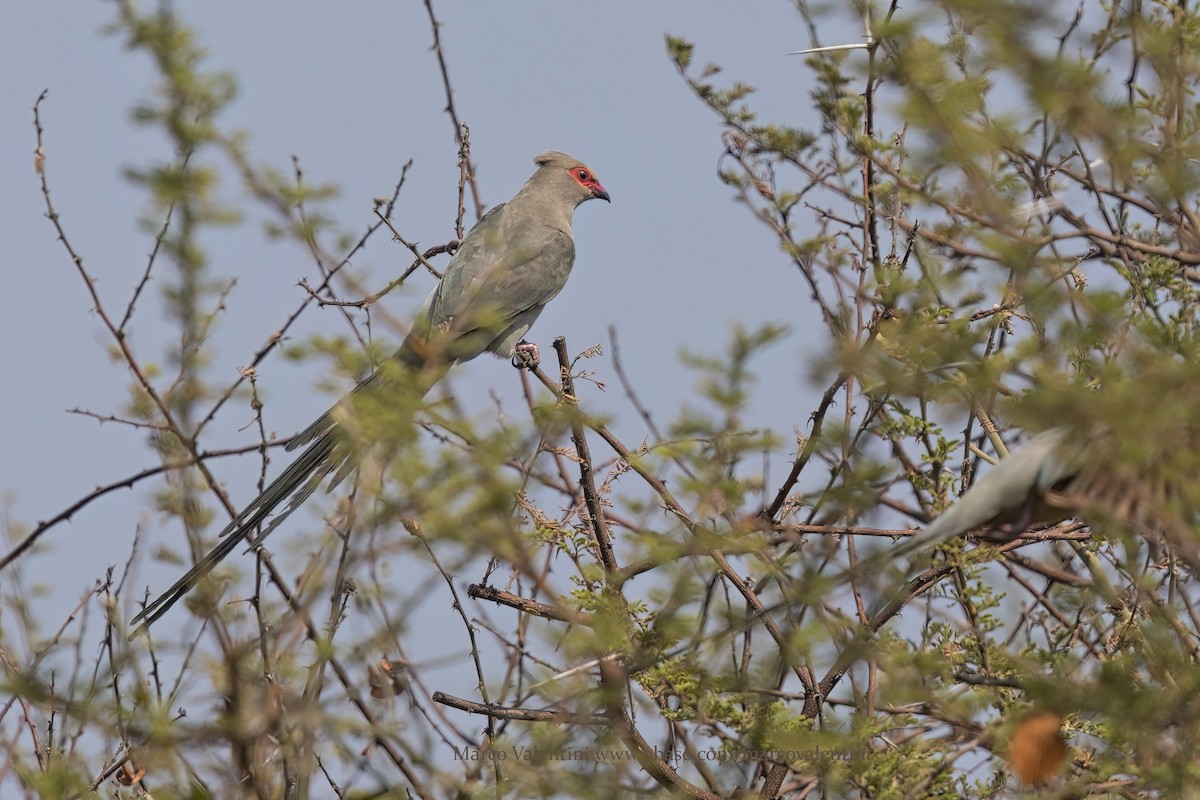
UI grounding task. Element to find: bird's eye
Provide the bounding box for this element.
[576,169,590,182]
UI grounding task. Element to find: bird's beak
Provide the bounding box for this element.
[591,183,611,203]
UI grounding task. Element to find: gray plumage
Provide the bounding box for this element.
[880,427,1075,567]
[131,151,609,634]
[846,423,1195,588]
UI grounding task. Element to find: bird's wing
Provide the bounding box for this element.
[287,202,572,450]
[423,214,575,361]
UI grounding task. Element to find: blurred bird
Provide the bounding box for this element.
[844,423,1197,589]
[871,427,1076,567]
[131,151,609,634]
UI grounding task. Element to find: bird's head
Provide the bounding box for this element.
[533,151,611,205]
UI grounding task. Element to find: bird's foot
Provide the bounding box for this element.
[512,341,540,370]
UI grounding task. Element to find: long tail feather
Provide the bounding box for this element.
[129,347,446,636]
[129,434,343,636]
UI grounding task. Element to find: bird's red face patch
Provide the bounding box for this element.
[570,166,609,200]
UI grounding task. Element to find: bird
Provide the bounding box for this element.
[867,427,1077,569]
[130,151,610,634]
[842,422,1197,593]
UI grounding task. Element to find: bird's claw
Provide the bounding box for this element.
[512,341,540,370]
